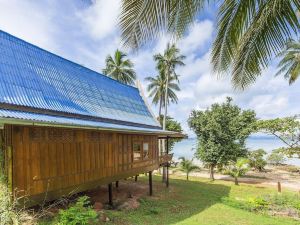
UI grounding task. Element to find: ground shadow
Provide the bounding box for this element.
[81,175,232,225]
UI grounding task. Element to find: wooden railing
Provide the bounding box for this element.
[159,153,173,165]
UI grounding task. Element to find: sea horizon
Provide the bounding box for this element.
[172,136,300,166]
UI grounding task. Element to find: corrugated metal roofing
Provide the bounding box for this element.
[0,109,172,134]
[0,30,161,128]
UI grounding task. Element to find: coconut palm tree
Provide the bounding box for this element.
[145,71,180,117]
[119,0,300,89]
[102,49,136,85]
[178,157,199,181]
[276,39,300,85]
[225,158,249,185]
[154,43,185,130]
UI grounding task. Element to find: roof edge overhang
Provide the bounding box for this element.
[0,112,185,137]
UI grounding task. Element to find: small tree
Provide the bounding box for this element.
[256,117,300,158]
[267,148,286,165]
[178,157,199,181]
[188,97,256,180]
[248,149,267,171]
[225,158,250,185]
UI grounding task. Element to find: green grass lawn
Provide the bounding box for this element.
[103,175,299,225]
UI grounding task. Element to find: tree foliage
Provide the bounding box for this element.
[224,158,249,185]
[256,117,300,158]
[178,157,199,180]
[119,0,300,89]
[188,97,256,180]
[276,39,300,85]
[158,116,183,152]
[102,49,136,85]
[267,148,286,165]
[145,72,180,117]
[248,149,267,172]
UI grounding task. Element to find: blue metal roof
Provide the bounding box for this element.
[0,30,161,128]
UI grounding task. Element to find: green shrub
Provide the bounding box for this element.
[56,196,98,225]
[248,149,267,171]
[246,197,269,211]
[267,149,286,165]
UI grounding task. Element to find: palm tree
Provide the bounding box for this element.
[225,158,249,185]
[102,49,136,85]
[178,157,199,181]
[276,39,300,85]
[154,43,185,130]
[119,0,300,89]
[145,71,180,117]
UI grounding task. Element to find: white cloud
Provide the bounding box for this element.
[178,20,213,54]
[78,0,121,40]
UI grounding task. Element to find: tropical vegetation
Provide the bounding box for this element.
[248,149,267,172]
[119,0,300,89]
[178,157,199,180]
[152,43,185,130]
[102,49,136,85]
[224,158,249,185]
[188,97,256,180]
[145,73,180,117]
[256,117,300,158]
[267,148,286,165]
[276,39,300,84]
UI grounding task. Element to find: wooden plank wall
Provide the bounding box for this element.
[8,125,159,199]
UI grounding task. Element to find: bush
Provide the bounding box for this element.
[248,149,267,171]
[267,149,286,165]
[56,196,98,225]
[0,182,34,225]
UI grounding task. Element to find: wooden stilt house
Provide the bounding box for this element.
[0,31,183,206]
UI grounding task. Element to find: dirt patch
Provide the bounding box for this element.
[177,165,300,191]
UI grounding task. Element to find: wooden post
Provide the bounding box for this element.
[149,171,153,196]
[135,175,138,182]
[7,146,12,192]
[166,137,169,188]
[108,183,113,206]
[116,181,119,188]
[277,181,281,193]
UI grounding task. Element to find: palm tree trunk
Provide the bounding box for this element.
[162,67,170,182]
[158,96,162,118]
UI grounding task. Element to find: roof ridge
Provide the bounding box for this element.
[0,29,139,91]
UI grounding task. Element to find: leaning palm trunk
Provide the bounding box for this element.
[162,68,170,182]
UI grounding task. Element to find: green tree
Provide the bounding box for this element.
[145,72,180,117]
[225,158,249,185]
[178,157,199,180]
[267,148,286,165]
[248,149,267,172]
[102,49,136,85]
[154,43,185,130]
[256,117,300,158]
[188,97,256,180]
[276,39,300,85]
[158,116,183,151]
[119,0,300,89]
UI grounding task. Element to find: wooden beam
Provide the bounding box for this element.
[149,171,152,196]
[108,183,113,206]
[135,175,138,182]
[116,181,119,188]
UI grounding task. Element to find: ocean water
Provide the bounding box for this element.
[172,136,300,166]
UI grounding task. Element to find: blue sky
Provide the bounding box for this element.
[0,0,299,136]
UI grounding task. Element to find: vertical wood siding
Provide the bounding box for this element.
[9,125,159,200]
